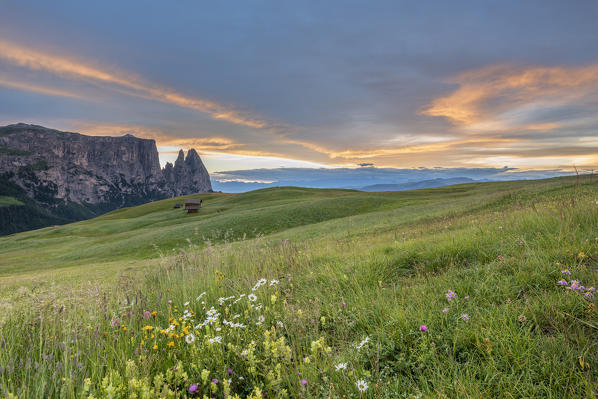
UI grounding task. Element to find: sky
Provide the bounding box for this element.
[1,0,597,174]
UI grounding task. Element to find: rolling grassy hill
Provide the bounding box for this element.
[0,177,585,276]
[0,175,597,398]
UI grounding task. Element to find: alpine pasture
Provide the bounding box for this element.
[0,176,597,398]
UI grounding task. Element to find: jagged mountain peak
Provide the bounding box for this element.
[186,148,200,160]
[175,149,185,163]
[163,147,211,196]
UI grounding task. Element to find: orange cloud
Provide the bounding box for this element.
[59,121,597,169]
[0,78,84,99]
[67,122,293,159]
[0,39,267,128]
[68,122,240,150]
[285,137,519,159]
[422,63,598,128]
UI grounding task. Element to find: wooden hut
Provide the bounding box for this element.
[184,199,203,214]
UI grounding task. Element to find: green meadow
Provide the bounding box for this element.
[0,175,597,398]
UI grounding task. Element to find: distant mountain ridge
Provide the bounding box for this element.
[360,177,479,192]
[0,123,212,235]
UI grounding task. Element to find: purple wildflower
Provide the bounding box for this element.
[143,311,151,320]
[188,384,199,394]
[464,295,470,300]
[300,379,307,386]
[227,368,233,375]
[419,325,428,332]
[569,280,585,291]
[110,317,120,327]
[557,279,568,286]
[445,290,457,301]
[342,301,347,307]
[561,269,571,275]
[461,313,470,322]
[584,292,594,299]
[442,308,449,313]
[211,378,219,384]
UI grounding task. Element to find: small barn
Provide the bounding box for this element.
[184,199,203,214]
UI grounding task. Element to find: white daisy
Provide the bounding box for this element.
[356,379,368,392]
[185,333,195,344]
[252,278,268,291]
[269,279,279,286]
[335,363,347,371]
[356,336,370,350]
[248,294,257,302]
[208,336,222,344]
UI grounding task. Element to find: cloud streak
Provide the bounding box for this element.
[422,63,598,129]
[0,39,267,128]
[66,121,297,161]
[284,137,519,160]
[0,77,85,99]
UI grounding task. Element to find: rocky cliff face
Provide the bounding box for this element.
[163,149,212,197]
[0,123,212,234]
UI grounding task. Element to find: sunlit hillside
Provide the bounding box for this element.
[0,176,597,398]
